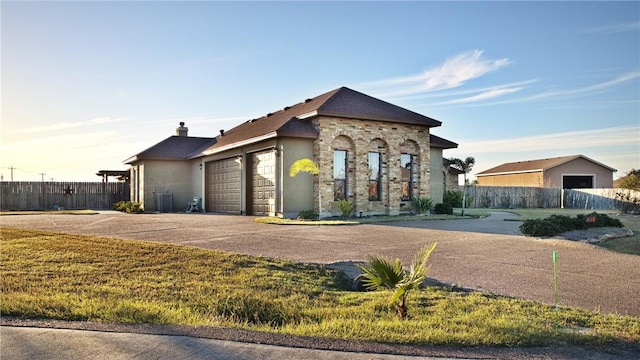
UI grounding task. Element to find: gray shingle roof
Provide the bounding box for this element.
[476,155,616,176]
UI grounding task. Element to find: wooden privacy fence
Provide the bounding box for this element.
[465,186,561,209]
[1,182,129,211]
[465,186,639,211]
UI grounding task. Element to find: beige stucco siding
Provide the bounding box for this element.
[544,158,614,188]
[133,160,197,212]
[429,147,444,204]
[278,137,315,218]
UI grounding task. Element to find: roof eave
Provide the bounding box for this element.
[476,169,543,177]
[123,155,138,165]
[201,132,278,156]
[316,111,441,127]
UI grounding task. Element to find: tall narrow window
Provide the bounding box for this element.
[334,150,347,200]
[401,154,413,201]
[368,152,381,201]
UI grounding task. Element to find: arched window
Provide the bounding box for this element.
[399,140,419,201]
[400,154,413,201]
[334,149,347,200]
[332,135,354,201]
[368,152,381,200]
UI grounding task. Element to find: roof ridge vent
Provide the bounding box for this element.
[284,106,291,111]
[305,98,312,103]
[267,113,273,117]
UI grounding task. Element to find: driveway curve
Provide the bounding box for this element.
[1,211,639,317]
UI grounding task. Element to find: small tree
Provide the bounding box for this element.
[357,243,437,319]
[617,169,640,191]
[448,157,475,216]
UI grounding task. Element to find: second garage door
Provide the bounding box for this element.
[205,158,241,213]
[248,150,276,216]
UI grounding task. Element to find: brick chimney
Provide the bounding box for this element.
[176,122,188,136]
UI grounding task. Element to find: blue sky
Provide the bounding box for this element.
[2,1,638,182]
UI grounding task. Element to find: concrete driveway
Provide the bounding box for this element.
[1,211,639,316]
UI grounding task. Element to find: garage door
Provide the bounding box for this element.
[205,158,241,213]
[249,150,276,216]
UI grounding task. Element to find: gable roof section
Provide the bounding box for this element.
[200,87,442,156]
[476,155,616,176]
[430,134,458,149]
[124,136,216,164]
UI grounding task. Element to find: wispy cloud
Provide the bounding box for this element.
[436,87,524,105]
[455,125,639,154]
[358,49,511,99]
[581,22,640,34]
[6,117,129,135]
[456,72,640,107]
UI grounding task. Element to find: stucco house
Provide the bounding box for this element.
[125,87,458,217]
[475,155,616,188]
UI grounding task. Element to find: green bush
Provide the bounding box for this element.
[574,213,623,229]
[443,190,462,208]
[433,203,453,215]
[113,201,144,214]
[411,196,433,214]
[297,210,318,220]
[520,212,623,237]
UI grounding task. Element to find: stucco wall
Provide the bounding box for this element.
[138,160,197,212]
[429,147,444,204]
[312,116,432,218]
[545,157,614,188]
[279,137,315,218]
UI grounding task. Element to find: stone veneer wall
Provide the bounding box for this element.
[312,116,432,218]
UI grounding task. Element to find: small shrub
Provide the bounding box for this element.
[520,218,570,237]
[433,203,453,215]
[297,210,318,220]
[443,190,462,208]
[113,201,143,214]
[336,199,354,218]
[411,196,433,214]
[520,212,623,237]
[574,212,623,229]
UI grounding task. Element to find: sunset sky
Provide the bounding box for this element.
[2,1,638,182]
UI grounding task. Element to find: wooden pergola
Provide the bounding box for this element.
[96,170,130,183]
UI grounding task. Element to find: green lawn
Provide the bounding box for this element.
[1,228,638,347]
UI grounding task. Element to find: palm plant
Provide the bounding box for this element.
[357,243,437,319]
[449,156,475,216]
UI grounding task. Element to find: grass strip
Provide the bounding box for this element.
[1,227,638,346]
[0,210,98,216]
